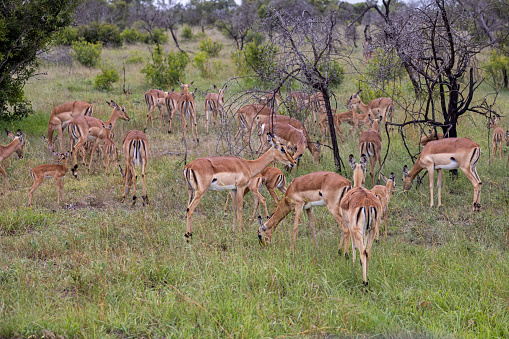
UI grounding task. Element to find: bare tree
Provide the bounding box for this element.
[217,1,258,50]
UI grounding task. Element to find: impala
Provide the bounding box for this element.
[286,91,311,112]
[339,154,381,286]
[319,112,345,143]
[166,89,181,134]
[309,92,326,134]
[257,171,351,253]
[234,104,275,144]
[488,117,504,160]
[183,134,296,241]
[102,123,118,175]
[403,137,482,211]
[258,91,281,111]
[419,129,444,146]
[1,130,25,196]
[47,100,93,153]
[28,152,78,207]
[144,89,169,130]
[370,173,396,239]
[258,122,309,165]
[204,84,227,133]
[173,81,198,143]
[257,115,320,163]
[347,90,394,126]
[68,101,130,171]
[359,116,382,186]
[118,130,149,206]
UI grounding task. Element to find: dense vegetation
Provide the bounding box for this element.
[1,6,509,339]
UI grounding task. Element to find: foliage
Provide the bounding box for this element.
[181,24,193,40]
[242,41,278,81]
[125,50,144,64]
[53,26,79,46]
[79,22,123,47]
[121,27,144,44]
[94,63,119,91]
[141,45,189,88]
[71,40,103,68]
[484,49,509,89]
[319,60,344,88]
[245,30,265,46]
[199,38,223,57]
[145,28,169,45]
[0,0,78,120]
[193,52,223,79]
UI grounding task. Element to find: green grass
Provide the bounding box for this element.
[0,27,509,338]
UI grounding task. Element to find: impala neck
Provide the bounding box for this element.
[106,109,120,129]
[407,163,424,181]
[264,195,293,232]
[0,138,21,161]
[356,100,369,114]
[245,148,280,178]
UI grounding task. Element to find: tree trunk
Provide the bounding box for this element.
[320,87,343,173]
[169,26,184,53]
[503,68,508,89]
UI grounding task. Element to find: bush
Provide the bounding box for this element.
[121,27,143,44]
[141,45,189,87]
[199,38,223,57]
[94,63,119,91]
[193,52,211,78]
[80,22,122,47]
[484,49,509,89]
[181,25,193,40]
[125,50,144,64]
[71,40,102,67]
[145,28,169,45]
[53,26,78,46]
[243,41,278,80]
[319,60,345,88]
[245,30,264,46]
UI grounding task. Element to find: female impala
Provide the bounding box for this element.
[370,173,396,239]
[257,171,351,253]
[1,130,25,196]
[144,89,169,130]
[488,117,504,160]
[403,137,482,212]
[359,116,382,186]
[175,81,198,143]
[183,134,296,241]
[346,90,394,126]
[28,152,78,207]
[118,130,149,206]
[204,84,227,133]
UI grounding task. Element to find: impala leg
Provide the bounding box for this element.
[146,106,154,130]
[499,141,503,160]
[268,188,280,206]
[233,187,245,231]
[57,126,64,153]
[460,164,482,212]
[351,228,367,283]
[223,192,231,216]
[0,166,6,196]
[436,169,443,208]
[129,163,138,206]
[291,205,303,252]
[28,175,44,207]
[72,140,87,168]
[88,140,101,172]
[332,208,350,259]
[192,111,199,143]
[56,177,63,206]
[159,106,164,128]
[428,167,435,208]
[186,190,205,240]
[180,111,187,142]
[141,161,148,206]
[168,106,175,134]
[305,207,318,249]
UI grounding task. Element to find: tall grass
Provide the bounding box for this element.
[0,27,508,338]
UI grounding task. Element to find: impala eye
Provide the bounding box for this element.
[281,148,286,154]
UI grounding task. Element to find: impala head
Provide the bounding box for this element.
[506,131,509,146]
[107,101,130,122]
[102,123,114,139]
[257,215,272,247]
[216,84,227,104]
[487,116,500,129]
[179,81,193,95]
[381,172,396,193]
[6,129,25,159]
[267,133,296,168]
[346,90,362,109]
[402,165,412,191]
[43,134,58,153]
[368,114,381,131]
[349,154,367,187]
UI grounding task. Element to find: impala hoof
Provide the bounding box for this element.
[132,195,137,206]
[142,195,149,206]
[344,253,349,261]
[363,281,369,287]
[184,232,193,242]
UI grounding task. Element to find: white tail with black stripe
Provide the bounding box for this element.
[119,130,149,206]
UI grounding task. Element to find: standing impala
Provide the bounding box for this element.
[488,117,504,160]
[144,89,169,130]
[0,129,25,196]
[46,100,93,153]
[118,130,149,206]
[68,101,130,171]
[166,89,181,134]
[183,134,296,241]
[370,173,396,239]
[359,116,382,186]
[257,171,351,253]
[172,81,198,143]
[28,152,78,207]
[403,137,482,212]
[204,84,226,133]
[347,90,394,126]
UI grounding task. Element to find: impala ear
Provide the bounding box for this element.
[390,172,396,187]
[109,123,113,130]
[360,154,368,171]
[189,81,194,87]
[402,165,409,179]
[348,154,356,171]
[178,80,183,87]
[53,151,59,156]
[213,84,218,90]
[102,123,106,129]
[380,172,388,183]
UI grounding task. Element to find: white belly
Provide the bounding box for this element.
[209,182,236,191]
[303,199,325,209]
[435,158,459,170]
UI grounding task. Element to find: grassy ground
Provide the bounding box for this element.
[1,27,509,338]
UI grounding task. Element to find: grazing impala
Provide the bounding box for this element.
[118,130,149,206]
[258,122,309,165]
[339,154,381,286]
[46,100,93,153]
[28,152,78,207]
[235,104,275,144]
[403,137,482,211]
[1,130,25,196]
[183,134,296,241]
[68,101,130,171]
[347,90,394,126]
[257,171,351,253]
[144,89,169,130]
[204,84,227,133]
[359,116,382,186]
[488,117,504,160]
[370,173,396,239]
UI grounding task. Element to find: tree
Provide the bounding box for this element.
[217,1,257,50]
[0,0,79,119]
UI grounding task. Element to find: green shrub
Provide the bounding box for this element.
[121,27,143,44]
[144,28,169,45]
[181,25,193,40]
[80,22,122,47]
[71,40,102,67]
[141,45,189,87]
[53,26,78,46]
[199,38,223,57]
[318,60,344,88]
[94,63,119,91]
[245,30,264,46]
[484,49,509,89]
[193,52,211,78]
[125,50,144,64]
[243,41,277,80]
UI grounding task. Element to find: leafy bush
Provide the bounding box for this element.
[484,49,509,89]
[0,100,34,121]
[121,27,143,44]
[245,30,265,46]
[199,38,223,57]
[142,45,189,87]
[243,41,278,80]
[71,40,102,67]
[125,50,144,64]
[144,28,169,45]
[53,26,78,46]
[94,63,119,91]
[319,60,345,88]
[181,25,193,40]
[80,22,122,47]
[194,52,211,78]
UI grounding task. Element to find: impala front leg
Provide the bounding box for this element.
[436,169,443,208]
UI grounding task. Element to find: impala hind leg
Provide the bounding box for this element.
[305,207,318,249]
[0,166,6,196]
[141,161,148,206]
[186,191,206,241]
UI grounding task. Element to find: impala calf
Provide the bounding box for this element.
[1,130,25,196]
[370,173,396,239]
[172,81,198,143]
[183,134,296,241]
[488,117,504,160]
[204,84,227,133]
[166,89,181,134]
[347,90,394,126]
[119,130,149,206]
[144,89,169,129]
[403,137,482,211]
[28,152,78,207]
